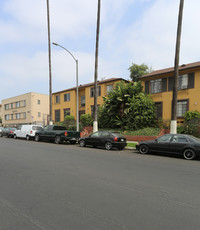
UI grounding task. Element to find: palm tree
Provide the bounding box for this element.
[93,0,101,132]
[171,0,184,134]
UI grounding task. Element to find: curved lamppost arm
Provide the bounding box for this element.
[52,42,79,131]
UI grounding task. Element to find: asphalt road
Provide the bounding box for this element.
[0,137,199,230]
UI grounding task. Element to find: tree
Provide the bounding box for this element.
[129,63,152,82]
[98,81,155,130]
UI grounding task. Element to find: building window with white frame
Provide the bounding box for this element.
[178,74,188,90]
[38,112,41,117]
[177,100,188,117]
[5,104,9,110]
[38,100,40,105]
[150,79,162,93]
[64,93,70,102]
[107,84,113,94]
[16,101,20,108]
[16,113,20,119]
[5,114,9,120]
[55,95,60,103]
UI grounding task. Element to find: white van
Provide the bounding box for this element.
[14,125,43,140]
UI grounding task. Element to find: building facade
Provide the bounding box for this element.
[2,92,49,127]
[139,61,200,124]
[52,78,128,123]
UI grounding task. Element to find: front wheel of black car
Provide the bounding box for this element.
[79,140,86,147]
[183,149,196,160]
[35,134,40,142]
[55,135,61,144]
[139,144,149,154]
[105,142,112,150]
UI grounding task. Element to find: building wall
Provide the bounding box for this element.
[52,78,126,123]
[2,92,49,126]
[140,68,200,124]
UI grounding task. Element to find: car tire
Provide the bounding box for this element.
[35,134,40,142]
[55,135,61,144]
[139,144,149,154]
[14,134,17,139]
[79,140,86,147]
[183,149,196,160]
[26,135,30,141]
[105,142,112,150]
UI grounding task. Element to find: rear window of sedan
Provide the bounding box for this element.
[33,126,43,131]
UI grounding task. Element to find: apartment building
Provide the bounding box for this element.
[139,61,200,124]
[52,78,128,123]
[2,92,49,127]
[0,104,2,125]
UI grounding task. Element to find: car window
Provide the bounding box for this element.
[90,132,102,137]
[33,126,43,131]
[100,132,110,137]
[177,136,188,143]
[157,135,172,142]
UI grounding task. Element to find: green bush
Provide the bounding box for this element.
[184,111,200,122]
[80,114,93,127]
[63,115,76,129]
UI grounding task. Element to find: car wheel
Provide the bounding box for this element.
[35,134,40,142]
[14,134,17,139]
[26,135,30,141]
[55,135,61,144]
[183,149,196,160]
[139,144,149,154]
[79,140,86,147]
[105,142,112,150]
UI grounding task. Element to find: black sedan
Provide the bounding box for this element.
[79,131,127,150]
[136,134,200,160]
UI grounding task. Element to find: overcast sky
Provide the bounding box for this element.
[0,0,200,101]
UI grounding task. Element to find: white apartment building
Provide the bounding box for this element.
[2,92,49,127]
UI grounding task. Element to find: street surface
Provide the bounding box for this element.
[0,137,199,230]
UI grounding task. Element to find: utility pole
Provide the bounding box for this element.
[170,0,184,134]
[93,0,101,132]
[46,0,53,124]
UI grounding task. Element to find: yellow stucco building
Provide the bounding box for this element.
[52,78,128,123]
[139,61,200,124]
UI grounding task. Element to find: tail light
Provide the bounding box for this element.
[10,131,13,134]
[30,130,32,134]
[114,137,118,142]
[65,132,68,136]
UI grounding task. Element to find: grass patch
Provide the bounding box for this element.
[127,142,137,148]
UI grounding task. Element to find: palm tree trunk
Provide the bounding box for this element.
[170,0,184,134]
[93,0,101,132]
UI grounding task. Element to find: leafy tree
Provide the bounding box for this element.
[184,111,200,122]
[80,114,93,127]
[98,81,155,130]
[129,63,152,82]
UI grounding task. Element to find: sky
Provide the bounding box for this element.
[0,0,200,101]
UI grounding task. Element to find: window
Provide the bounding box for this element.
[90,86,101,97]
[5,104,9,110]
[157,135,172,142]
[23,112,26,119]
[55,95,60,103]
[38,112,41,117]
[150,79,162,93]
[5,115,9,120]
[16,113,20,119]
[81,95,85,107]
[55,110,60,122]
[11,103,13,109]
[22,100,26,107]
[178,74,188,90]
[155,102,162,119]
[64,108,70,117]
[38,100,40,105]
[172,135,188,143]
[64,93,70,102]
[16,101,20,108]
[107,84,113,93]
[177,100,188,117]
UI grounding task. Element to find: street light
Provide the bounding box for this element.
[52,42,79,131]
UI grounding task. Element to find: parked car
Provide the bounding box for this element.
[136,134,200,160]
[1,127,17,138]
[35,125,80,144]
[79,131,127,150]
[14,125,43,140]
[0,127,5,137]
